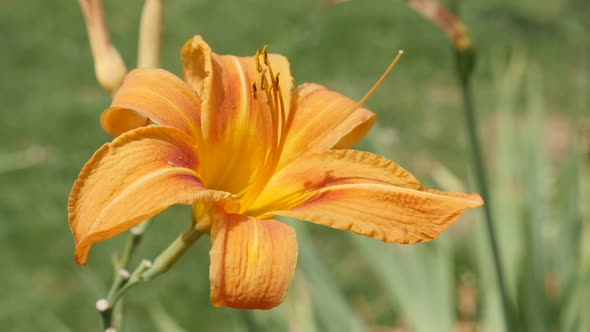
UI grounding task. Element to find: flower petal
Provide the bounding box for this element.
[279,83,376,168]
[333,107,376,149]
[180,35,293,193]
[249,150,483,244]
[100,68,202,140]
[69,126,233,264]
[209,210,297,309]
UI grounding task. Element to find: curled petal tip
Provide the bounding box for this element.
[74,245,89,265]
[426,188,484,207]
[471,193,484,206]
[407,0,471,50]
[68,126,221,264]
[101,68,202,138]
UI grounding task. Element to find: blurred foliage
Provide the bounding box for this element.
[0,0,588,331]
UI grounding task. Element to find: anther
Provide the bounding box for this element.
[262,45,269,65]
[274,73,280,89]
[255,49,263,73]
[251,82,258,100]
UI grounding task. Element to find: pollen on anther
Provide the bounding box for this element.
[255,49,263,73]
[262,45,269,64]
[251,82,258,100]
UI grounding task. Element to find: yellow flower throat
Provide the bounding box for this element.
[236,46,289,211]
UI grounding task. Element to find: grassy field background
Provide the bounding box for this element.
[0,0,588,331]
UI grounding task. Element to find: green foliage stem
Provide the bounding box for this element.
[455,46,517,331]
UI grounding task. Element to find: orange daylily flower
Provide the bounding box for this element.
[69,35,483,310]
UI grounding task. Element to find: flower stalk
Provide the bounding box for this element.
[98,223,203,331]
[455,48,517,331]
[405,0,516,330]
[97,220,150,331]
[449,4,518,332]
[77,0,167,329]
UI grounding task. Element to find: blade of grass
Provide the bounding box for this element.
[353,236,455,332]
[448,1,517,328]
[456,46,517,332]
[557,144,585,332]
[280,273,320,332]
[490,47,526,301]
[518,66,549,332]
[150,303,190,332]
[289,221,367,332]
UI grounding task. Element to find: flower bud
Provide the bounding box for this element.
[78,0,128,94]
[138,0,164,68]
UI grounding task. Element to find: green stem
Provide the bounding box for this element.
[141,225,204,279]
[455,48,517,331]
[106,220,152,302]
[112,296,125,332]
[97,224,203,331]
[99,220,152,331]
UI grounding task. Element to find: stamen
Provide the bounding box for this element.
[275,75,288,145]
[243,49,403,213]
[272,72,287,149]
[241,45,290,211]
[261,48,283,145]
[260,70,268,90]
[262,46,276,89]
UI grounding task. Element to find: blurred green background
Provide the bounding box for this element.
[1,0,588,331]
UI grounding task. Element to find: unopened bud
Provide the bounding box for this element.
[130,226,142,236]
[78,0,128,94]
[118,269,131,279]
[137,0,163,68]
[96,298,109,312]
[407,0,471,50]
[94,46,127,95]
[142,259,153,268]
